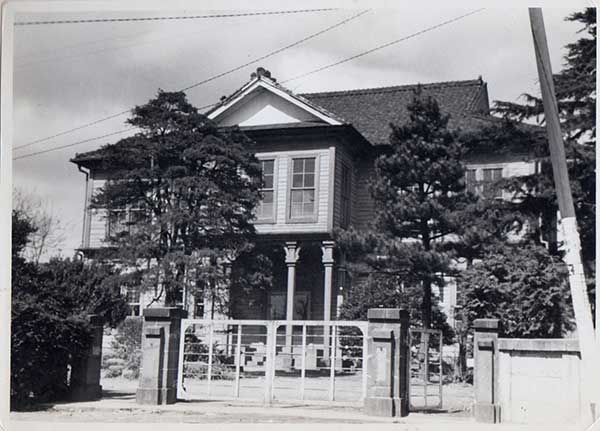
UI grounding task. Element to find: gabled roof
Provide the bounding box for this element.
[300,79,490,146]
[207,74,345,126]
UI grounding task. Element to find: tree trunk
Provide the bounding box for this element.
[421,279,432,329]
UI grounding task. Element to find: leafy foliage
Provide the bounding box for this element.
[103,317,143,379]
[89,90,269,310]
[11,210,128,409]
[493,9,596,271]
[337,90,473,330]
[459,242,572,338]
[338,274,454,344]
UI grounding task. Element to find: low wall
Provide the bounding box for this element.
[473,319,587,425]
[497,338,583,424]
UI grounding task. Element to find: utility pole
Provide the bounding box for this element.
[529,8,600,421]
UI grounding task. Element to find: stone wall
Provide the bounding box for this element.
[473,319,587,425]
[497,338,583,424]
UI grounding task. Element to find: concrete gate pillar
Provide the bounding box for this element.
[136,307,187,405]
[473,318,501,423]
[364,308,410,417]
[70,314,104,401]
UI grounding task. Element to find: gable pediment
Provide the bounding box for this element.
[208,78,342,128]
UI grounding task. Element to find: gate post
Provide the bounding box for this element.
[364,308,410,417]
[473,318,501,423]
[136,307,187,405]
[70,314,103,401]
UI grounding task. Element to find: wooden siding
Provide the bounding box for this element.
[88,178,107,249]
[82,144,536,248]
[352,156,376,231]
[332,144,354,230]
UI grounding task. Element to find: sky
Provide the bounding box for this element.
[10,4,589,259]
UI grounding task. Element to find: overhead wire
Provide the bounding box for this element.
[280,8,486,84]
[15,9,369,152]
[14,8,339,26]
[14,8,485,160]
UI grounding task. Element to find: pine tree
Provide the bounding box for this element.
[90,90,269,309]
[493,9,596,270]
[338,90,473,331]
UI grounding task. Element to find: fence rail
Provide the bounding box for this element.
[177,319,368,405]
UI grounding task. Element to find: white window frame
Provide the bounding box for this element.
[286,154,320,223]
[255,157,278,223]
[465,164,506,199]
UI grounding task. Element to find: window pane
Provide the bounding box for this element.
[304,172,314,187]
[262,160,274,175]
[262,190,273,204]
[293,159,304,173]
[303,202,314,215]
[292,174,303,188]
[263,174,274,189]
[261,203,273,218]
[291,203,303,217]
[483,169,493,181]
[291,190,302,203]
[305,158,315,173]
[303,190,315,203]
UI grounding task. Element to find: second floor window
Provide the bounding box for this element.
[107,209,128,238]
[466,169,477,194]
[465,167,504,198]
[257,159,275,221]
[290,157,316,220]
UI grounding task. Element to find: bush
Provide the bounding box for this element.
[102,317,142,379]
[11,210,130,409]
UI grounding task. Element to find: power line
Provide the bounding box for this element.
[281,8,486,84]
[15,111,131,150]
[15,9,484,160]
[14,8,338,26]
[180,9,370,92]
[13,128,136,160]
[15,9,369,151]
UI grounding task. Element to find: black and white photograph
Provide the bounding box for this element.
[1,1,598,430]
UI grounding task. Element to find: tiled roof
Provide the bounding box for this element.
[300,79,490,146]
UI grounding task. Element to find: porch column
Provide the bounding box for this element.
[284,241,300,346]
[322,241,335,360]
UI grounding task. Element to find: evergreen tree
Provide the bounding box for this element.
[90,90,269,310]
[493,9,596,271]
[338,90,473,331]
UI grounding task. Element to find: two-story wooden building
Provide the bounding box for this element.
[71,68,536,325]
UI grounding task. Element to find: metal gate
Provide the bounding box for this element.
[177,319,368,405]
[409,328,444,410]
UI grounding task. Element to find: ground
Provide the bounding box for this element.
[9,378,583,430]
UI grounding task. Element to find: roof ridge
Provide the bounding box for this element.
[301,78,484,98]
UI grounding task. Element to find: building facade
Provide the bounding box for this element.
[72,68,537,325]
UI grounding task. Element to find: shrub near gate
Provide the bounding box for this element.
[102,317,142,379]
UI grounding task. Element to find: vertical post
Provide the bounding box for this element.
[300,325,307,400]
[207,322,214,397]
[264,322,275,405]
[234,324,242,398]
[70,314,104,401]
[177,319,188,400]
[322,241,335,359]
[364,308,410,417]
[329,325,336,401]
[361,326,369,401]
[137,307,187,405]
[438,331,443,409]
[284,242,300,348]
[529,8,600,416]
[473,318,501,423]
